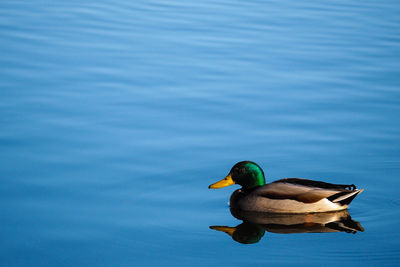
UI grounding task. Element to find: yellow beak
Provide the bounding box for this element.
[208,174,235,189]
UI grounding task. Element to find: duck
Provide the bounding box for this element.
[208,161,364,213]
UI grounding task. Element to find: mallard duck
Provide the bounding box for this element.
[209,161,364,213]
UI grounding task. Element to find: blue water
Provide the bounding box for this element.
[1,0,400,266]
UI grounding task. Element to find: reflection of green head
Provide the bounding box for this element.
[232,222,265,244]
[230,161,266,190]
[210,222,265,244]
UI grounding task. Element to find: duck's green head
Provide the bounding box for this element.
[209,161,266,190]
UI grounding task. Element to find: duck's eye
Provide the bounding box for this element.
[233,167,245,174]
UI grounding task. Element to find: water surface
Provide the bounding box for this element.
[1,0,400,266]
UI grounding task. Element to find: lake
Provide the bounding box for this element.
[1,0,400,266]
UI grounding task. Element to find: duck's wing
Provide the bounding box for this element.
[255,178,362,204]
[274,178,357,190]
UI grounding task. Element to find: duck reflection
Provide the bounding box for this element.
[210,208,364,244]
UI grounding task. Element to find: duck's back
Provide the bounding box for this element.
[230,178,363,213]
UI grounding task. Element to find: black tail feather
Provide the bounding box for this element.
[327,190,362,206]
